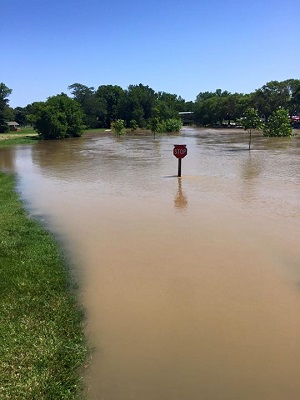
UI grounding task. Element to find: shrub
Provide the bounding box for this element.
[33,94,85,139]
[158,118,182,133]
[263,108,293,137]
[111,119,126,136]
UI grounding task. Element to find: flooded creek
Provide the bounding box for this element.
[1,127,300,399]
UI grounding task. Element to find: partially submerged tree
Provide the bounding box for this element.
[263,108,292,137]
[147,117,160,140]
[239,107,262,150]
[158,118,182,133]
[111,119,126,136]
[129,119,138,132]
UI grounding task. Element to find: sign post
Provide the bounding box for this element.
[173,145,187,177]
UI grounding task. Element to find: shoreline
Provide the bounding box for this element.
[0,171,89,399]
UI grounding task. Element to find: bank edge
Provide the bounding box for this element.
[0,171,89,399]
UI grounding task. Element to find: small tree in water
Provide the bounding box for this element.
[148,117,160,140]
[129,119,138,132]
[111,119,126,136]
[263,108,292,137]
[239,108,262,150]
[159,118,182,133]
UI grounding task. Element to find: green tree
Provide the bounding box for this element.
[194,89,241,126]
[14,106,27,126]
[158,118,182,133]
[68,83,95,104]
[111,119,126,136]
[4,106,15,122]
[0,83,12,133]
[129,119,138,132]
[96,85,125,128]
[251,79,300,119]
[289,79,300,115]
[33,94,85,139]
[121,84,157,127]
[68,83,104,128]
[156,92,186,120]
[239,108,262,150]
[147,117,160,140]
[221,93,250,124]
[263,108,292,137]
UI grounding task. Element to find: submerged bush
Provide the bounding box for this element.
[159,118,182,132]
[111,119,126,136]
[263,108,293,137]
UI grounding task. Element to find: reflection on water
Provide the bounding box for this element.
[1,127,300,400]
[174,178,188,211]
[241,152,263,181]
[239,153,263,204]
[0,146,17,171]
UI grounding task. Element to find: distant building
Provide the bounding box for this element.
[291,115,300,123]
[291,115,300,128]
[6,121,20,131]
[178,112,194,125]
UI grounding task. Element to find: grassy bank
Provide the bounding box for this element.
[0,127,39,146]
[0,172,88,399]
[0,127,106,146]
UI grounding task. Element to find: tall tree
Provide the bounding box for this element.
[194,89,240,126]
[68,83,105,128]
[0,83,12,133]
[14,107,27,126]
[95,85,125,127]
[251,80,295,118]
[156,92,186,120]
[288,79,300,115]
[68,83,95,105]
[121,84,157,127]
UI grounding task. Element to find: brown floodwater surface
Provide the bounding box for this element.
[1,127,300,399]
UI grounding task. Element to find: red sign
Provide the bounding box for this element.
[173,144,187,159]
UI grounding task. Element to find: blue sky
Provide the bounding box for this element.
[2,0,299,108]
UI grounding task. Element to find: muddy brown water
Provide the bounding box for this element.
[1,127,300,400]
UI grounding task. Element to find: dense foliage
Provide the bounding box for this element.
[3,78,300,138]
[0,82,12,133]
[157,118,183,133]
[111,119,126,136]
[32,94,85,139]
[263,108,293,137]
[193,80,300,128]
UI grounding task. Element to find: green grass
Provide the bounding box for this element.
[0,127,39,146]
[0,127,108,147]
[0,172,89,399]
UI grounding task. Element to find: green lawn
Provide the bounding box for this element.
[0,172,89,399]
[0,127,39,146]
[0,127,109,147]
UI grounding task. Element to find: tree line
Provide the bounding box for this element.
[193,79,300,127]
[1,79,300,138]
